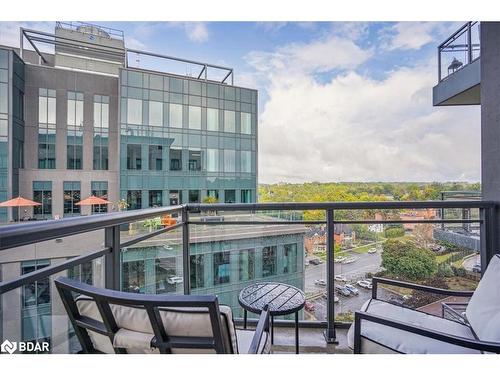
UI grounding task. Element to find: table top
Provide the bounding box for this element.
[238,282,305,316]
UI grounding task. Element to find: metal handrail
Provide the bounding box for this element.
[0,200,496,348]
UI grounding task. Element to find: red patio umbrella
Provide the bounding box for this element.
[76,195,111,214]
[0,196,41,221]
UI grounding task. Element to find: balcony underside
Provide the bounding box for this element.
[433,59,481,106]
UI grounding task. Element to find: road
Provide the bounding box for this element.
[462,254,480,271]
[304,248,384,320]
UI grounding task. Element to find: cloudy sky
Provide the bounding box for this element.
[0,21,481,183]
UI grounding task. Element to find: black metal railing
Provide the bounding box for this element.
[438,22,480,82]
[0,200,496,350]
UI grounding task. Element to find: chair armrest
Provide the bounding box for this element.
[247,305,270,354]
[441,302,469,324]
[353,310,500,354]
[372,277,474,299]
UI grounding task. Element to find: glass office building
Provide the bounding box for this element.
[119,69,258,207]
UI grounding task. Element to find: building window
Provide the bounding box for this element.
[122,260,145,293]
[213,251,230,285]
[283,244,298,274]
[189,190,200,203]
[207,108,218,131]
[169,190,182,205]
[38,88,56,169]
[93,95,109,170]
[149,190,162,207]
[91,181,108,213]
[33,181,52,219]
[207,190,219,201]
[63,181,81,216]
[21,260,51,350]
[149,101,163,126]
[224,150,236,172]
[206,149,219,172]
[67,92,84,170]
[149,145,163,171]
[262,246,277,277]
[190,254,205,289]
[224,110,235,132]
[241,112,251,134]
[68,262,93,285]
[127,190,142,210]
[188,106,201,129]
[169,103,183,128]
[225,190,236,204]
[169,148,182,171]
[188,149,201,171]
[241,151,252,173]
[127,144,142,170]
[155,257,177,294]
[241,189,252,203]
[127,98,142,125]
[238,249,255,282]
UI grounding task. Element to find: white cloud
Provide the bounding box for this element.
[183,22,209,43]
[247,34,373,76]
[381,22,462,51]
[251,45,480,183]
[126,37,147,50]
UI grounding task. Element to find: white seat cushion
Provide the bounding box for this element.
[236,329,271,354]
[347,299,480,354]
[466,255,500,342]
[76,298,238,354]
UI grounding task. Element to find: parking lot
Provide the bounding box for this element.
[304,247,386,320]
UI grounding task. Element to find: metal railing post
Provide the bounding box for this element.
[467,22,473,64]
[182,206,191,295]
[104,225,121,290]
[480,206,496,273]
[324,209,338,343]
[438,46,442,81]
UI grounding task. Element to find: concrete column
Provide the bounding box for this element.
[480,22,500,252]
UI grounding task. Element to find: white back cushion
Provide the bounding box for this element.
[466,255,500,341]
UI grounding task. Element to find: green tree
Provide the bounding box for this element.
[381,239,437,280]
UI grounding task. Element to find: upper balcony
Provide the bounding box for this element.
[433,22,481,106]
[0,200,497,354]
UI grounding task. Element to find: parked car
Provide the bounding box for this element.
[335,285,351,297]
[334,275,347,282]
[344,284,360,296]
[357,280,372,289]
[343,256,358,264]
[305,301,315,312]
[368,248,377,254]
[167,276,183,285]
[314,279,327,287]
[309,258,321,265]
[334,294,339,303]
[334,256,346,263]
[472,264,482,273]
[304,260,310,266]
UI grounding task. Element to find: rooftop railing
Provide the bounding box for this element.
[438,22,480,82]
[0,200,496,352]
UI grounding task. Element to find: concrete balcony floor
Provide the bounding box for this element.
[266,326,352,354]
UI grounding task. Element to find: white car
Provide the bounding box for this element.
[334,294,339,303]
[357,280,373,289]
[343,256,358,264]
[368,248,377,254]
[334,275,347,282]
[334,256,346,263]
[314,279,327,287]
[167,276,183,285]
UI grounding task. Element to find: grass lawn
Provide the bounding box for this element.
[435,252,458,265]
[350,240,386,254]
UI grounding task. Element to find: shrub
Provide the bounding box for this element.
[384,227,405,238]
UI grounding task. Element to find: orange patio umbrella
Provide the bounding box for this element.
[76,195,112,214]
[0,196,41,221]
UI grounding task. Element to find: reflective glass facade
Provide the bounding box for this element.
[119,69,257,207]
